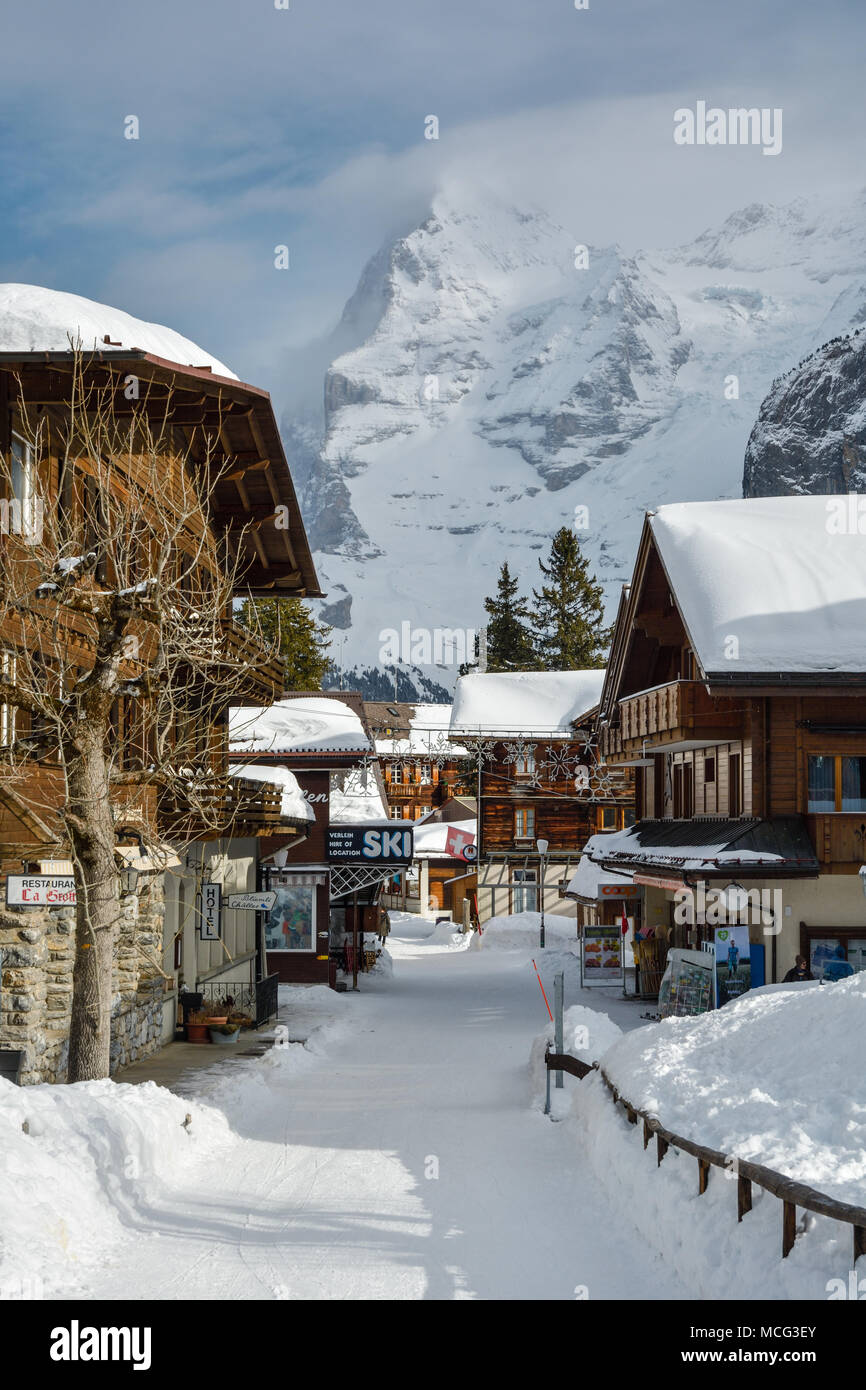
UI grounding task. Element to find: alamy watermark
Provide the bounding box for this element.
[379,622,484,669]
[674,102,782,157]
[674,881,782,935]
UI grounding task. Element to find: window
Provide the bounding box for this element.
[389,762,401,783]
[842,757,866,812]
[416,805,431,818]
[514,752,536,777]
[704,756,716,783]
[514,806,535,838]
[390,806,403,820]
[512,869,537,913]
[808,755,866,813]
[419,765,432,785]
[598,807,618,831]
[264,883,316,952]
[4,434,40,542]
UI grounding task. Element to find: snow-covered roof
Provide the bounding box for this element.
[228,764,314,823]
[567,840,634,901]
[650,496,866,676]
[329,771,389,823]
[374,702,467,759]
[411,818,477,859]
[229,698,372,755]
[450,670,605,737]
[0,284,237,380]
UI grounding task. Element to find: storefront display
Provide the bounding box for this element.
[714,925,751,1006]
[581,926,624,986]
[265,881,315,952]
[658,948,714,1018]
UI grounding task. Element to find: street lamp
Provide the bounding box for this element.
[536,837,549,948]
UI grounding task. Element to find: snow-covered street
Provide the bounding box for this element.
[61,915,680,1302]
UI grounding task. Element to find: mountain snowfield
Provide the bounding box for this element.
[293,187,866,696]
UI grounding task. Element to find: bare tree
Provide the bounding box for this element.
[0,351,274,1081]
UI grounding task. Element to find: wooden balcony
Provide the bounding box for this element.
[158,772,301,840]
[600,681,742,764]
[177,617,285,706]
[805,814,866,868]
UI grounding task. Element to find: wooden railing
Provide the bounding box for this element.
[545,1048,866,1265]
[602,680,742,760]
[158,772,289,838]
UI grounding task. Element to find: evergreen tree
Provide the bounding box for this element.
[481,561,540,672]
[532,528,611,669]
[238,597,332,690]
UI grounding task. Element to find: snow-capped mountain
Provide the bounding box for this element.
[744,327,866,497]
[287,189,866,696]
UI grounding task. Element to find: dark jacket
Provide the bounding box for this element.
[783,965,814,982]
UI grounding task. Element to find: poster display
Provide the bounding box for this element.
[714,925,751,1006]
[265,882,315,952]
[658,948,714,1018]
[582,926,623,985]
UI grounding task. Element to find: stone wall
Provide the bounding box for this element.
[0,870,168,1085]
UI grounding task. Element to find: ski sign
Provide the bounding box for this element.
[225,891,278,912]
[327,826,414,864]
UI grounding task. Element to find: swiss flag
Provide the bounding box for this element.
[445,826,475,859]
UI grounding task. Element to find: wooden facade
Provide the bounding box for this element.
[593,511,866,979]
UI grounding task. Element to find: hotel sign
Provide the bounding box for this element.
[5,875,77,906]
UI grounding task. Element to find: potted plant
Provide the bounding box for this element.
[186,1010,211,1044]
[209,1022,241,1046]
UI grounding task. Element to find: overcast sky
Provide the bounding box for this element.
[1,0,864,405]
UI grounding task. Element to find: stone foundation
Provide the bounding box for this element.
[0,871,168,1085]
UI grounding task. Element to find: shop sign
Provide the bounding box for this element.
[5,875,76,906]
[581,926,624,986]
[199,882,222,940]
[327,826,414,864]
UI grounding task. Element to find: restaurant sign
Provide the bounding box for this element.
[5,875,77,906]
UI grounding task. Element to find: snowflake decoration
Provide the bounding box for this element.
[540,746,578,783]
[458,738,497,772]
[502,740,537,766]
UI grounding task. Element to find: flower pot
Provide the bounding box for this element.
[186,1021,210,1044]
[209,1028,240,1046]
[202,1016,227,1026]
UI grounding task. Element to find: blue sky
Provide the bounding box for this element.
[1,0,864,406]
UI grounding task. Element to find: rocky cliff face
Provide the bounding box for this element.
[285,189,866,695]
[743,329,866,497]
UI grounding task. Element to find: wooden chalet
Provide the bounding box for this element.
[591,497,866,984]
[449,671,634,923]
[365,700,470,821]
[0,338,321,1080]
[229,690,400,988]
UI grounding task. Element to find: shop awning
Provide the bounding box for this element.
[565,851,636,903]
[588,816,820,879]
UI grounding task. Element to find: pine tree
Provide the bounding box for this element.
[532,528,611,669]
[238,597,332,690]
[481,561,540,672]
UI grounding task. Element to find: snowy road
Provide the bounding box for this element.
[84,917,684,1301]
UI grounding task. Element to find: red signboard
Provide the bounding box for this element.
[444,826,476,859]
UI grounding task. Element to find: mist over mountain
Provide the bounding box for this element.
[282,188,866,698]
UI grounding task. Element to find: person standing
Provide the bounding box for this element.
[783,954,814,982]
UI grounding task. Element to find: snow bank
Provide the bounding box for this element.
[572,1072,855,1301]
[0,1077,231,1297]
[473,911,579,951]
[0,283,237,379]
[601,971,866,1206]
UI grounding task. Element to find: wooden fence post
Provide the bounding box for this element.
[656,1134,668,1167]
[698,1158,710,1195]
[854,1225,866,1266]
[643,1119,651,1151]
[782,1200,797,1258]
[738,1176,752,1223]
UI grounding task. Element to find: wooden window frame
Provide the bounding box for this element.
[807,753,866,814]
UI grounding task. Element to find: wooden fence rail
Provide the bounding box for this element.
[544,1048,866,1265]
